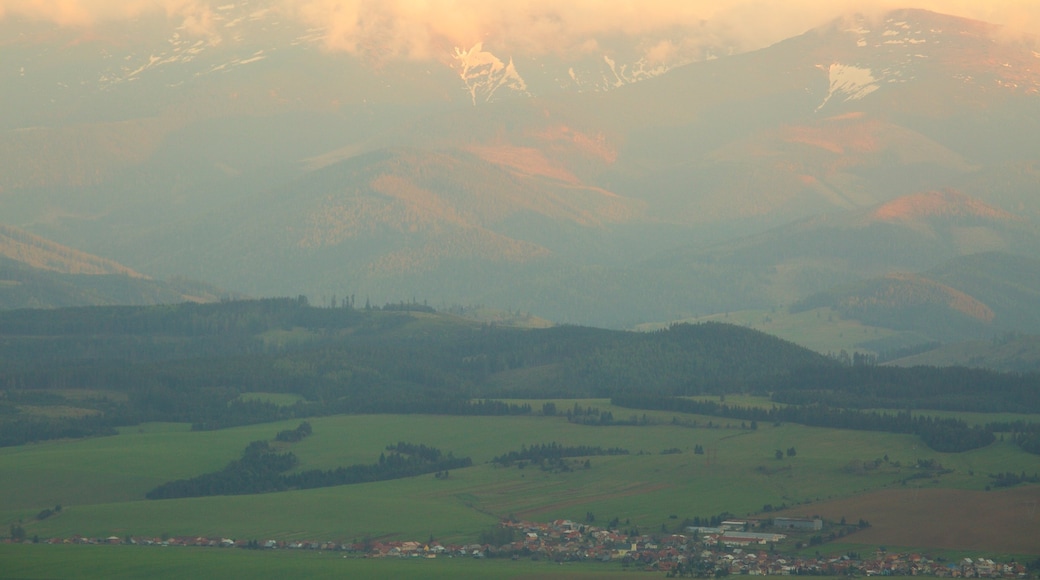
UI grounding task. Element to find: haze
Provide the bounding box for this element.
[2,4,1040,573]
[3,0,1038,65]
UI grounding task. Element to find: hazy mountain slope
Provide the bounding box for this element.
[958,161,1040,222]
[525,190,1040,327]
[132,146,648,298]
[927,252,1040,328]
[887,334,1040,373]
[0,225,227,309]
[0,255,227,310]
[792,251,1040,342]
[158,9,1040,315]
[792,273,996,341]
[1,9,1039,327]
[571,9,1040,223]
[0,224,147,278]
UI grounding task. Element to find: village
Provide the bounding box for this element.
[21,516,1034,578]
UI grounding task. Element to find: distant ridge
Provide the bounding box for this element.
[887,334,1040,373]
[870,190,1020,223]
[0,224,230,309]
[792,251,1040,342]
[0,223,147,278]
[571,189,1040,327]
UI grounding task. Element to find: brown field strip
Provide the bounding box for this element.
[776,486,1040,554]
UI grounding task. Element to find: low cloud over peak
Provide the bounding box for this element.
[2,1,1037,63]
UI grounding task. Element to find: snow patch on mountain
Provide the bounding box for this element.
[600,55,671,89]
[450,37,704,103]
[452,43,529,105]
[816,64,880,111]
[844,14,934,53]
[547,53,679,94]
[95,0,288,89]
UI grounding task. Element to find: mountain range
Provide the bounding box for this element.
[1,7,1038,353]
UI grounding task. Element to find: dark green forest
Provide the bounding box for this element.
[0,298,1037,454]
[145,434,472,500]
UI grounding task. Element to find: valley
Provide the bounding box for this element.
[0,301,1036,579]
[1,4,1039,578]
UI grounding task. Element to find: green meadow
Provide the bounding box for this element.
[0,544,642,580]
[3,403,1037,546]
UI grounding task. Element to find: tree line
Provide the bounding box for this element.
[146,434,471,500]
[768,365,1040,413]
[275,421,313,443]
[491,442,630,467]
[611,395,996,453]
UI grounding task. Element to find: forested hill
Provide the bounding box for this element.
[1,299,1036,448]
[477,322,835,397]
[0,297,831,394]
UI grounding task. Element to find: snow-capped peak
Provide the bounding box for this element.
[452,43,529,105]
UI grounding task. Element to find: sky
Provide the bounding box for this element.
[1,1,1038,63]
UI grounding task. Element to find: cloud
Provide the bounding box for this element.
[285,0,1040,64]
[0,0,220,40]
[2,0,1038,60]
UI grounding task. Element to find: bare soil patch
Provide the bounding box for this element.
[775,486,1040,554]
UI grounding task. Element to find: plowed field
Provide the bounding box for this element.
[777,486,1040,554]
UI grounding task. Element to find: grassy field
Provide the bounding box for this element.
[0,544,644,580]
[681,396,1040,428]
[3,404,1038,552]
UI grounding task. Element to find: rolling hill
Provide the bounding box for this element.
[0,224,228,309]
[792,251,1040,344]
[886,333,1040,373]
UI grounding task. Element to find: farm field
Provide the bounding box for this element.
[0,544,641,580]
[3,403,1038,552]
[775,486,1040,556]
